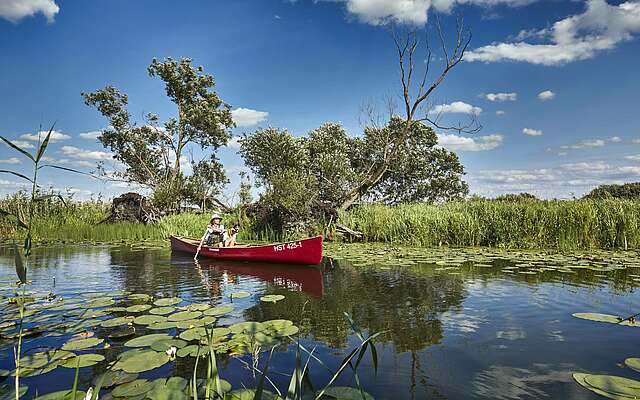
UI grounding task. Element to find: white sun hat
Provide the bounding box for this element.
[211,213,222,220]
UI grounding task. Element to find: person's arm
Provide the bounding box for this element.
[195,229,209,259]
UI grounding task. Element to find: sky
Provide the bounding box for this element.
[1,0,639,202]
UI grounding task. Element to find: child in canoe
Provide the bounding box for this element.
[195,214,240,259]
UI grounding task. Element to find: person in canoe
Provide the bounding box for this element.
[195,213,225,259]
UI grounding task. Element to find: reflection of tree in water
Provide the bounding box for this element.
[245,259,467,353]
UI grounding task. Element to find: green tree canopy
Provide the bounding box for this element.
[81,57,234,210]
[583,182,640,200]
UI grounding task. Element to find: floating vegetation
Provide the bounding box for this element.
[229,291,250,299]
[572,313,640,327]
[153,297,182,306]
[260,294,285,303]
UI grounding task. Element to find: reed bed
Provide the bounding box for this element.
[340,199,640,250]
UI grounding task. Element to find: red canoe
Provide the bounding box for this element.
[170,235,323,265]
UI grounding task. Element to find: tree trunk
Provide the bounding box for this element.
[338,163,388,213]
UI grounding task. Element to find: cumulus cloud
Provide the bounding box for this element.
[609,136,622,143]
[21,130,70,142]
[495,110,506,116]
[60,146,113,161]
[560,139,606,150]
[633,138,640,144]
[485,92,517,102]
[433,101,482,115]
[0,157,21,165]
[226,136,242,150]
[537,90,555,101]
[523,128,543,136]
[2,139,34,150]
[79,131,102,140]
[437,133,503,151]
[0,0,59,23]
[231,108,269,128]
[466,0,640,65]
[318,0,536,25]
[625,154,640,161]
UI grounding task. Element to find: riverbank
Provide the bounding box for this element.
[1,197,639,250]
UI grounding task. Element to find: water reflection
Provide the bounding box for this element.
[1,244,640,399]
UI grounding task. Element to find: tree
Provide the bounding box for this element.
[81,57,234,209]
[583,183,640,200]
[338,19,477,212]
[495,193,538,202]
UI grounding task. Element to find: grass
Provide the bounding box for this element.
[340,198,640,250]
[2,194,640,250]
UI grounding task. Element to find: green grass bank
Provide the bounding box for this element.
[1,196,639,250]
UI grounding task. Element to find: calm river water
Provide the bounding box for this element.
[1,244,639,399]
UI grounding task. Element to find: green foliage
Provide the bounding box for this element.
[81,57,234,210]
[494,193,539,202]
[584,182,640,200]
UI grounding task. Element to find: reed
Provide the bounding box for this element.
[340,198,640,250]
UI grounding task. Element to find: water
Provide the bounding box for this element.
[1,243,640,399]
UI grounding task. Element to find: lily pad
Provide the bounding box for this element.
[150,339,188,352]
[20,350,73,369]
[146,377,189,400]
[153,297,182,307]
[168,310,202,322]
[149,307,176,315]
[229,291,250,299]
[111,379,154,397]
[134,315,167,325]
[625,358,640,373]
[203,304,234,316]
[147,321,178,330]
[176,316,216,329]
[93,370,139,388]
[60,353,105,368]
[128,293,152,302]
[62,337,103,351]
[227,389,281,400]
[113,351,170,373]
[35,390,86,400]
[229,321,265,334]
[321,387,374,400]
[86,298,115,308]
[124,333,173,348]
[260,295,285,303]
[109,326,136,339]
[572,313,640,327]
[176,344,206,358]
[584,374,640,397]
[101,316,135,328]
[574,373,638,400]
[186,303,211,312]
[126,304,152,313]
[179,327,207,341]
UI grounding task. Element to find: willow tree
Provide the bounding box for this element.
[82,57,234,209]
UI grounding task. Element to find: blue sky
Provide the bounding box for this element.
[1,0,639,201]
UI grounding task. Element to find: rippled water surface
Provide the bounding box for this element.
[1,243,640,399]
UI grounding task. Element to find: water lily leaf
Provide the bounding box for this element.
[625,358,640,373]
[260,295,285,303]
[125,333,173,347]
[60,353,105,368]
[134,314,167,325]
[584,374,640,397]
[128,293,151,302]
[227,389,281,400]
[86,298,115,308]
[168,310,202,322]
[109,326,136,339]
[0,385,28,400]
[572,313,640,327]
[179,327,207,341]
[62,337,103,351]
[146,377,189,400]
[101,316,135,328]
[149,307,176,315]
[186,303,211,312]
[229,291,250,299]
[111,379,154,397]
[153,297,182,307]
[190,379,232,397]
[104,306,128,313]
[176,316,216,329]
[150,339,187,352]
[320,387,374,400]
[203,304,234,316]
[35,390,86,400]
[573,373,637,400]
[147,321,178,330]
[229,321,265,334]
[20,349,73,369]
[126,304,152,313]
[176,344,206,358]
[93,370,139,388]
[113,351,170,373]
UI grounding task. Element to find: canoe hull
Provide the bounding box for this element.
[170,235,323,265]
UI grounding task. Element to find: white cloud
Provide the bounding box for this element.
[560,138,606,150]
[537,90,555,101]
[495,110,506,116]
[320,0,536,25]
[226,136,242,150]
[231,108,269,128]
[2,139,34,150]
[60,146,113,161]
[21,130,71,142]
[79,131,101,140]
[0,157,21,165]
[433,101,482,115]
[57,159,96,169]
[523,128,543,136]
[485,92,517,102]
[609,136,622,143]
[625,154,640,161]
[437,133,503,151]
[467,0,640,65]
[633,138,640,144]
[0,0,59,23]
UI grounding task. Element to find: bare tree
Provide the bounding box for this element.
[338,16,478,212]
